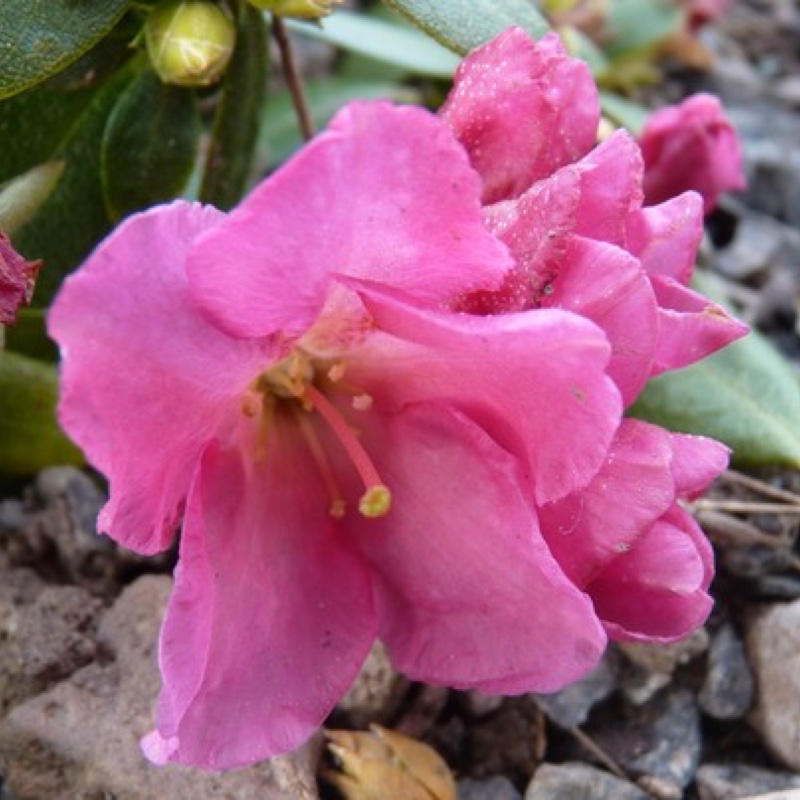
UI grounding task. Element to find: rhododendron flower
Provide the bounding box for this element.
[49,101,626,769]
[0,228,41,325]
[640,93,746,212]
[438,27,747,644]
[441,29,747,405]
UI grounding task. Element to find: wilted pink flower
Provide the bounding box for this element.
[441,30,747,405]
[0,229,41,325]
[640,93,746,213]
[49,101,626,769]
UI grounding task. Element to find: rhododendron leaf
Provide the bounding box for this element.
[12,67,134,304]
[605,0,683,59]
[0,351,83,475]
[0,162,65,236]
[0,0,129,98]
[380,0,549,55]
[102,70,201,221]
[631,329,800,468]
[200,5,268,210]
[599,91,649,136]
[287,11,459,78]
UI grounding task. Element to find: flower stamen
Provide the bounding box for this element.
[294,409,347,518]
[303,385,391,518]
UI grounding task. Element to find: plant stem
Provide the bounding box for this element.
[272,16,315,142]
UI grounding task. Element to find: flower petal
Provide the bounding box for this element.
[441,29,599,204]
[649,274,749,375]
[574,131,644,246]
[540,420,676,587]
[188,101,512,340]
[587,505,713,643]
[47,202,269,554]
[349,404,606,694]
[344,279,622,504]
[541,236,658,404]
[0,229,41,325]
[626,193,704,286]
[668,432,729,498]
[144,430,376,769]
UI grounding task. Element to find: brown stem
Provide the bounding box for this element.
[272,16,315,142]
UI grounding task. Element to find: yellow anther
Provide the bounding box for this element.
[359,485,392,518]
[330,499,346,519]
[352,393,373,411]
[328,362,347,383]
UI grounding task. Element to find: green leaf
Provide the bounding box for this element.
[379,0,549,55]
[11,66,135,304]
[599,91,649,136]
[286,11,459,77]
[631,330,800,468]
[0,0,131,99]
[102,69,201,221]
[200,5,269,210]
[256,77,417,172]
[0,351,83,475]
[2,308,58,362]
[605,0,682,58]
[0,161,65,235]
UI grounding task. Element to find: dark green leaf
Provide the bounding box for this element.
[0,351,83,475]
[380,0,549,55]
[12,66,135,304]
[200,5,268,210]
[2,308,58,362]
[631,330,800,468]
[102,69,201,221]
[0,0,131,99]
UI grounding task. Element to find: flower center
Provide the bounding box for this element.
[245,350,391,520]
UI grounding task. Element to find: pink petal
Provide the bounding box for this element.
[626,192,704,286]
[441,29,599,204]
[540,420,676,587]
[349,404,606,694]
[344,279,622,504]
[188,101,512,340]
[574,131,644,246]
[668,432,729,498]
[641,94,746,213]
[144,431,376,769]
[541,236,658,405]
[587,505,714,643]
[47,202,269,554]
[649,274,749,375]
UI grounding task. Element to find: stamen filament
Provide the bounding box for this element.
[303,385,391,517]
[294,409,346,518]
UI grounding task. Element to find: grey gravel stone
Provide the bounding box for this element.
[699,623,755,720]
[0,576,318,800]
[747,599,800,770]
[459,775,522,800]
[697,763,800,800]
[524,763,648,800]
[533,650,620,729]
[588,689,702,790]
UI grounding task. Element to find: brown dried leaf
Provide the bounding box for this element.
[322,725,456,800]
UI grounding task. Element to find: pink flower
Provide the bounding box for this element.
[0,229,41,325]
[49,101,625,769]
[439,29,747,643]
[640,93,746,213]
[441,30,747,404]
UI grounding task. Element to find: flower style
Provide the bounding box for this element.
[0,228,41,325]
[640,93,746,213]
[438,28,747,641]
[50,101,626,769]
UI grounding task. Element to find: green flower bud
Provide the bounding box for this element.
[145,0,236,87]
[247,0,340,21]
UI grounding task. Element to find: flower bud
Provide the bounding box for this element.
[247,0,340,21]
[145,0,236,87]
